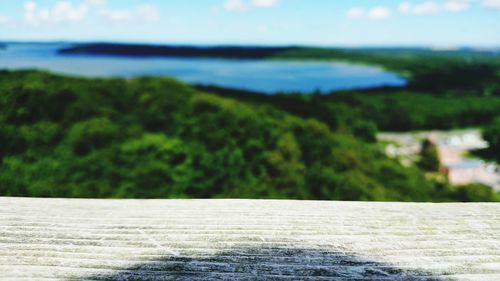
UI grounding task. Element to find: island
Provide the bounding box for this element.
[58,43,500,70]
[58,43,295,59]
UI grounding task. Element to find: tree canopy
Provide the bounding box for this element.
[0,70,497,202]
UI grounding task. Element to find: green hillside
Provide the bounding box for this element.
[0,70,496,201]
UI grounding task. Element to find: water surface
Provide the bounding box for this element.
[0,43,406,93]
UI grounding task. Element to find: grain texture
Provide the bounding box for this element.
[1,198,499,280]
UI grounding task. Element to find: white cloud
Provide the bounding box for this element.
[224,0,246,11]
[349,1,471,20]
[444,0,469,12]
[100,9,131,22]
[251,0,280,8]
[346,7,365,19]
[398,2,412,13]
[85,0,106,7]
[413,1,441,15]
[24,1,52,25]
[223,0,280,12]
[52,2,87,22]
[24,0,88,25]
[368,6,391,20]
[100,4,161,23]
[398,1,471,15]
[346,6,390,20]
[482,0,500,10]
[22,1,161,26]
[24,1,38,25]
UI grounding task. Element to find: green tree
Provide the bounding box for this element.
[418,139,441,172]
[116,134,194,198]
[454,184,497,202]
[0,124,26,158]
[352,120,378,143]
[0,70,497,202]
[66,117,119,155]
[483,117,500,160]
[265,133,306,198]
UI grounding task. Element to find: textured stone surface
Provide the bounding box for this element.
[1,197,499,280]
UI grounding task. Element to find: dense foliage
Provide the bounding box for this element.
[483,118,500,162]
[61,43,500,131]
[1,70,493,201]
[418,139,441,172]
[198,86,500,132]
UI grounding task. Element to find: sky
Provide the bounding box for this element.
[0,0,499,47]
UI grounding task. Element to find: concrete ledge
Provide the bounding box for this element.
[1,197,499,280]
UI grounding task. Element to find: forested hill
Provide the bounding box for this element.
[58,43,293,59]
[58,43,500,66]
[0,70,496,201]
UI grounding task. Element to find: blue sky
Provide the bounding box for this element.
[0,0,499,47]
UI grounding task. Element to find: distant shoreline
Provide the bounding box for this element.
[58,43,296,60]
[57,43,500,58]
[56,43,500,79]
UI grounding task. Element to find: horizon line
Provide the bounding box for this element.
[2,39,500,51]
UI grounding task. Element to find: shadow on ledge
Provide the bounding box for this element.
[79,246,447,281]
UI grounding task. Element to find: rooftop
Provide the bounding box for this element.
[1,197,499,280]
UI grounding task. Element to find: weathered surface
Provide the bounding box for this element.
[1,197,499,281]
